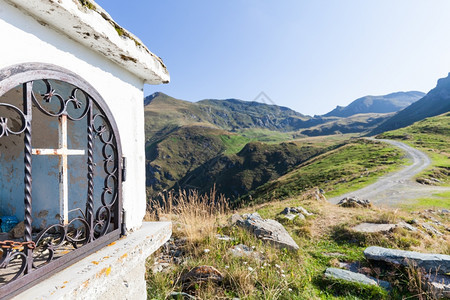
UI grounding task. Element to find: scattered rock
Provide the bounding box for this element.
[230,214,244,226]
[338,261,361,273]
[215,234,234,241]
[295,206,313,216]
[352,223,397,233]
[441,209,450,214]
[151,262,172,273]
[417,178,438,185]
[337,197,371,208]
[282,206,313,216]
[421,223,443,236]
[236,213,299,251]
[364,246,450,275]
[181,265,224,285]
[228,244,263,260]
[9,221,25,239]
[397,221,418,232]
[282,213,303,221]
[324,268,391,290]
[152,237,187,273]
[425,274,450,299]
[168,292,196,299]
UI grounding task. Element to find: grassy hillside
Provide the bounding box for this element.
[377,112,450,186]
[147,187,449,299]
[240,139,405,206]
[146,126,327,199]
[178,141,326,200]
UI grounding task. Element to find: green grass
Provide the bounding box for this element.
[242,139,406,206]
[238,128,296,143]
[377,112,450,186]
[400,191,450,211]
[146,192,448,299]
[220,134,251,154]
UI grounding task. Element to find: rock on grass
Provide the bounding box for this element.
[236,213,299,251]
[364,246,450,275]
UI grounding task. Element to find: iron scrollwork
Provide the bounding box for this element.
[0,72,122,296]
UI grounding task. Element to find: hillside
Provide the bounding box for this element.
[239,139,405,206]
[299,113,394,136]
[146,126,327,199]
[144,92,403,141]
[377,112,450,186]
[371,74,450,135]
[324,91,424,118]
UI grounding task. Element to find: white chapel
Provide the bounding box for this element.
[0,0,171,298]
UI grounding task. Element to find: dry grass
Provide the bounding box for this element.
[146,187,229,243]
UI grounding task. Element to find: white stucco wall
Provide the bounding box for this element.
[0,1,147,230]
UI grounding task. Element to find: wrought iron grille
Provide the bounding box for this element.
[0,63,123,298]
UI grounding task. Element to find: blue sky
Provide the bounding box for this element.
[95,1,450,116]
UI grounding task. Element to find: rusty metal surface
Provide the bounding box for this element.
[0,63,123,299]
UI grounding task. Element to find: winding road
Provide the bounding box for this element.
[328,139,450,207]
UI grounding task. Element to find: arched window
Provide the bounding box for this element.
[0,63,123,298]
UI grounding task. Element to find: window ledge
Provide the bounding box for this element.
[13,222,172,300]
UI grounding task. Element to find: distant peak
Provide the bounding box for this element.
[144,92,168,105]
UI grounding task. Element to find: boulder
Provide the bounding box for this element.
[352,223,397,233]
[324,268,391,290]
[337,197,371,208]
[236,213,299,251]
[364,246,450,275]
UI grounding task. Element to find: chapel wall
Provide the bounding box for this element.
[0,1,147,230]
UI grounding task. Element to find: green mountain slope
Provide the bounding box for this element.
[377,112,450,184]
[240,139,404,206]
[371,74,450,134]
[177,141,325,200]
[324,91,424,118]
[146,125,326,199]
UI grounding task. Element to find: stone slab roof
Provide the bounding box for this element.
[5,0,170,84]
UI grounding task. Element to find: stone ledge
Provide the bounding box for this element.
[14,222,172,300]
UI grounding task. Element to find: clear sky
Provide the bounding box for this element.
[95,0,450,116]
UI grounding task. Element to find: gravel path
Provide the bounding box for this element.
[328,139,450,207]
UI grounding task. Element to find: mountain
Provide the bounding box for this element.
[370,74,450,135]
[144,92,402,140]
[143,93,310,139]
[143,91,422,199]
[323,91,424,118]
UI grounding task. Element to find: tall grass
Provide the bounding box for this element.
[146,187,229,243]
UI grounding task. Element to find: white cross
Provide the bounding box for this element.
[32,115,85,225]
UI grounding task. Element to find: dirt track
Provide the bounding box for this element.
[328,139,450,207]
